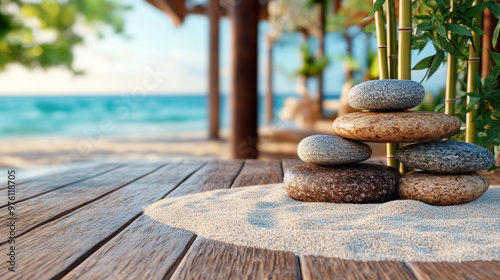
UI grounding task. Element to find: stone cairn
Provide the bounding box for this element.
[284,79,495,206]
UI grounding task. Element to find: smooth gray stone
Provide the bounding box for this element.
[397,140,495,173]
[348,79,425,111]
[298,135,371,166]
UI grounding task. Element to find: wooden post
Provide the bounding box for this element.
[266,35,274,124]
[208,0,220,139]
[230,0,259,159]
[317,1,325,116]
[481,6,499,78]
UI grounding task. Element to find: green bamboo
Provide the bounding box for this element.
[466,0,483,143]
[398,0,412,174]
[398,0,412,80]
[386,0,398,79]
[384,0,399,169]
[445,1,457,116]
[374,0,388,80]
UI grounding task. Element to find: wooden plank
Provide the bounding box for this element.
[407,261,500,280]
[0,160,205,280]
[230,0,259,159]
[171,238,300,280]
[1,162,121,203]
[300,256,416,280]
[170,159,301,279]
[61,160,243,280]
[232,159,282,187]
[282,159,305,172]
[0,162,162,243]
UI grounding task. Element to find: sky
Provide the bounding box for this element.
[0,0,447,96]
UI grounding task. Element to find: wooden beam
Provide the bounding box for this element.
[145,0,186,26]
[230,0,259,159]
[266,36,274,124]
[208,0,220,139]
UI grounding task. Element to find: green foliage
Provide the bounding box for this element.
[412,0,499,80]
[295,43,330,78]
[0,0,130,74]
[453,63,500,170]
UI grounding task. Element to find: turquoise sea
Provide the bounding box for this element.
[0,94,339,138]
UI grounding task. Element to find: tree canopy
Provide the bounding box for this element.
[0,0,129,74]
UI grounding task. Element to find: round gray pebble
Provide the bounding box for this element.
[397,140,495,173]
[298,135,372,166]
[348,79,425,111]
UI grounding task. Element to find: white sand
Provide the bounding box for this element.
[144,184,500,262]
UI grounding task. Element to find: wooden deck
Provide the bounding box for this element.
[2,159,500,279]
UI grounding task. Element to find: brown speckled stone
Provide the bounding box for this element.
[284,163,401,203]
[297,135,372,166]
[398,172,489,206]
[333,111,461,143]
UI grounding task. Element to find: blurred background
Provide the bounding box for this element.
[0,0,447,170]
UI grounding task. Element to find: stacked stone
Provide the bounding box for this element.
[284,134,401,203]
[284,79,494,206]
[397,140,493,205]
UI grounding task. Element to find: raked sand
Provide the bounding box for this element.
[144,183,500,262]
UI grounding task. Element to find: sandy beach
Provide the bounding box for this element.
[0,127,388,169]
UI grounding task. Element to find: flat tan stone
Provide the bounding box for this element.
[398,172,489,206]
[333,111,461,143]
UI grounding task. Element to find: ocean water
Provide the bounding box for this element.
[0,94,339,138]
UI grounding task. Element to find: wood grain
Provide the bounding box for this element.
[232,159,282,187]
[170,158,302,280]
[282,159,305,173]
[407,261,500,280]
[1,162,121,206]
[61,160,244,280]
[300,256,416,280]
[0,162,163,242]
[0,161,205,280]
[171,238,300,280]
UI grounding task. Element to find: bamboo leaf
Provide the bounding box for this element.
[493,21,500,48]
[470,23,487,35]
[473,73,483,92]
[428,50,444,78]
[489,50,500,66]
[489,2,500,18]
[362,23,376,32]
[437,24,447,37]
[413,55,434,70]
[436,0,448,13]
[435,103,445,113]
[417,23,434,31]
[463,2,491,18]
[444,23,472,37]
[368,0,386,16]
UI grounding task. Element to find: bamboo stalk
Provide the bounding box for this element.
[398,0,412,173]
[445,1,457,116]
[384,0,399,169]
[466,0,483,143]
[398,0,412,80]
[386,0,398,79]
[374,0,388,80]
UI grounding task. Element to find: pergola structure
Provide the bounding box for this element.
[146,0,331,159]
[146,0,270,159]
